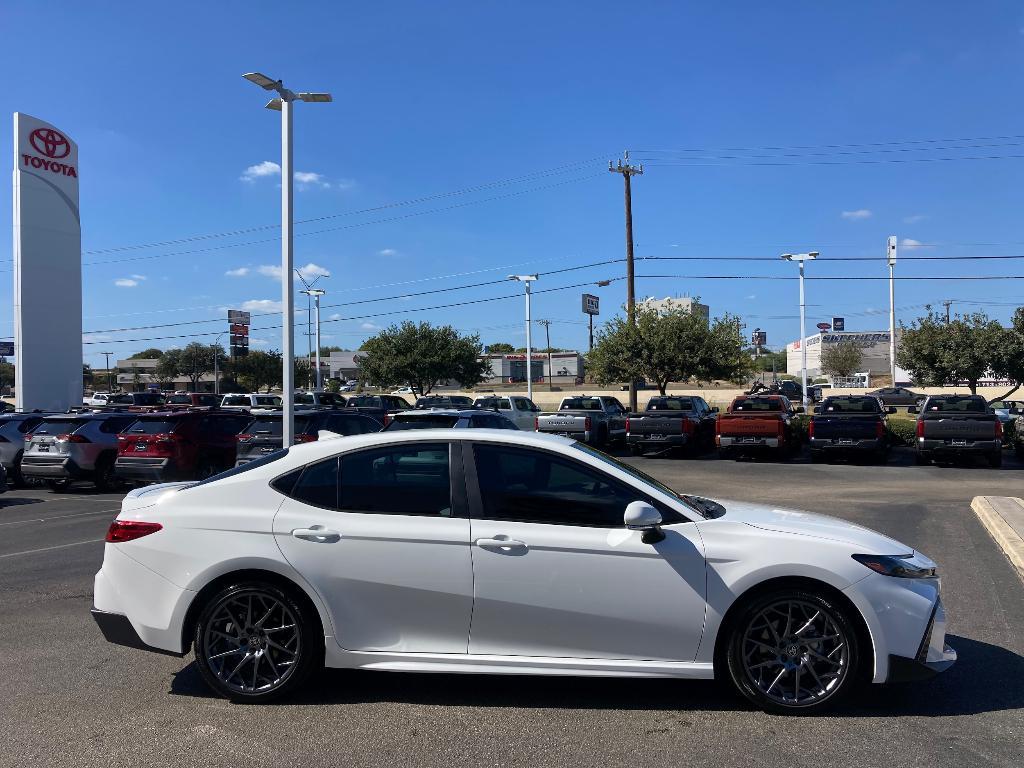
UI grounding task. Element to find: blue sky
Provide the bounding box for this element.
[3,1,1023,368]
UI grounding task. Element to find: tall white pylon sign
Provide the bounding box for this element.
[13,113,82,411]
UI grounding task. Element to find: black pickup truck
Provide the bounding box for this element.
[345,394,412,427]
[626,396,717,457]
[809,395,895,463]
[909,395,1003,467]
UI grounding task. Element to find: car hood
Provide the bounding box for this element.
[714,498,911,553]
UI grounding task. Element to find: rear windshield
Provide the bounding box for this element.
[254,395,282,406]
[34,419,86,435]
[415,396,473,409]
[165,395,192,404]
[124,419,181,434]
[347,396,381,408]
[820,398,882,413]
[242,416,314,436]
[222,395,250,406]
[560,397,602,410]
[731,399,782,412]
[385,415,459,430]
[926,398,987,413]
[647,398,693,411]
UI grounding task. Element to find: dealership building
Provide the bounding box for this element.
[478,352,584,385]
[786,331,900,379]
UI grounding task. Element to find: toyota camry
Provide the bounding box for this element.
[92,429,955,714]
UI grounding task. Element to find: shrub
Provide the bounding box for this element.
[887,418,916,446]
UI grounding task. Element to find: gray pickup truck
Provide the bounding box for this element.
[535,395,627,447]
[625,396,718,457]
[910,394,1003,467]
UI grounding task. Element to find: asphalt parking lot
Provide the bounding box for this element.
[1,447,1022,768]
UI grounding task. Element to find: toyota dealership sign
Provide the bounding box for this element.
[13,113,82,411]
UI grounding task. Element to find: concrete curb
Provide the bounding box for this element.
[971,496,1024,583]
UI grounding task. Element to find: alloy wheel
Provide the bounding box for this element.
[200,590,302,696]
[740,598,850,708]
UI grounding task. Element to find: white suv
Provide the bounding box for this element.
[220,393,283,413]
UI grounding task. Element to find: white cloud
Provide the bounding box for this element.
[114,278,139,287]
[745,294,757,300]
[903,214,927,224]
[249,338,270,347]
[360,322,381,330]
[329,313,342,321]
[240,160,281,183]
[240,299,283,313]
[225,267,250,277]
[257,262,330,282]
[130,274,147,281]
[901,238,925,248]
[294,171,330,189]
[840,209,872,220]
[378,248,399,257]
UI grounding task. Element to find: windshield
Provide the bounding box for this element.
[571,443,718,518]
[561,397,602,410]
[385,415,459,430]
[347,396,381,408]
[242,416,314,436]
[820,397,881,413]
[34,419,85,435]
[124,419,181,434]
[731,399,782,412]
[647,398,692,411]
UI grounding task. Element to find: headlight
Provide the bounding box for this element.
[852,553,937,579]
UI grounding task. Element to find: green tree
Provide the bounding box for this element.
[820,339,864,379]
[486,342,515,354]
[231,350,282,392]
[83,363,94,389]
[129,348,164,360]
[989,306,1024,401]
[588,306,750,395]
[154,348,183,385]
[358,321,489,395]
[155,343,223,391]
[898,308,1008,395]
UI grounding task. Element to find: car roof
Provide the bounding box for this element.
[395,408,482,417]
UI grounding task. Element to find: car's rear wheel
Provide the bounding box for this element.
[194,581,319,703]
[725,589,861,715]
[47,479,71,492]
[11,451,27,487]
[94,455,118,492]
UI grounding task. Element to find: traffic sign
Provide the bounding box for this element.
[582,294,600,316]
[0,341,13,356]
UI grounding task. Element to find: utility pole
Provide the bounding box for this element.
[538,319,553,390]
[509,275,538,402]
[102,351,113,392]
[781,252,819,410]
[887,236,897,385]
[609,151,643,412]
[943,300,953,324]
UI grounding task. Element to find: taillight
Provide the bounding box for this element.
[715,415,721,435]
[808,420,815,438]
[236,433,253,442]
[24,434,33,441]
[681,419,694,434]
[625,417,631,434]
[584,416,592,431]
[916,420,925,439]
[876,420,885,439]
[383,413,392,427]
[58,433,90,443]
[995,420,1004,439]
[534,416,539,431]
[105,520,162,543]
[295,433,317,443]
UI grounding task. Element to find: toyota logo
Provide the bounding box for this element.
[29,128,70,159]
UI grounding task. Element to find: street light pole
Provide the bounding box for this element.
[887,236,897,385]
[509,275,538,402]
[308,288,326,390]
[780,252,818,410]
[243,72,331,447]
[102,351,113,392]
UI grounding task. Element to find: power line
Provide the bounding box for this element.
[632,140,1024,161]
[635,153,1024,168]
[631,132,1024,154]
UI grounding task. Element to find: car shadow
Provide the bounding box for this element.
[169,634,1023,717]
[0,495,43,507]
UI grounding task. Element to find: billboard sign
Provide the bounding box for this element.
[230,323,249,335]
[832,316,845,331]
[13,113,82,411]
[582,294,600,315]
[0,341,13,357]
[816,322,831,332]
[227,309,251,324]
[751,330,767,346]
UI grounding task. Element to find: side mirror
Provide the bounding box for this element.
[711,406,720,413]
[795,406,805,414]
[624,501,664,544]
[907,406,918,414]
[886,406,897,414]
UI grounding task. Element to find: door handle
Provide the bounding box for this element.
[475,537,528,552]
[292,526,341,543]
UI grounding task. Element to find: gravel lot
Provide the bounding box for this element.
[1,447,1022,768]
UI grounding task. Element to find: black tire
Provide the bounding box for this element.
[11,451,27,488]
[94,454,118,492]
[809,449,825,464]
[48,479,71,492]
[725,588,862,715]
[628,444,644,457]
[915,451,931,466]
[718,448,733,461]
[988,450,1003,469]
[592,426,608,449]
[193,581,321,703]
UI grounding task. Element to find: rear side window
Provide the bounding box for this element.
[290,457,339,509]
[339,444,451,516]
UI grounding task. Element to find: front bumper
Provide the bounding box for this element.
[20,454,87,480]
[809,437,884,452]
[886,597,957,682]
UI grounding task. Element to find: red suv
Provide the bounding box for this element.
[114,410,252,484]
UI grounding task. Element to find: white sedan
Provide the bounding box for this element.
[92,430,955,713]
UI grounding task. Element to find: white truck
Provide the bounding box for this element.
[535,395,628,448]
[472,395,540,430]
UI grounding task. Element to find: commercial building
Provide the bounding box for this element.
[326,351,361,380]
[114,358,218,392]
[478,352,584,385]
[638,295,710,322]
[785,331,900,379]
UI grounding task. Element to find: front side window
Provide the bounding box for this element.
[339,443,451,516]
[472,444,647,527]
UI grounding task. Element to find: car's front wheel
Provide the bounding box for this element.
[725,589,861,715]
[193,581,320,703]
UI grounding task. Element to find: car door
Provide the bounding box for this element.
[272,441,473,653]
[465,442,707,661]
[509,397,534,430]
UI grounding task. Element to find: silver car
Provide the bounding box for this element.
[0,412,55,487]
[20,412,137,491]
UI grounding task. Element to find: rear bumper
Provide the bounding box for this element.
[809,437,884,452]
[90,608,184,657]
[718,436,780,449]
[917,438,1001,454]
[627,434,688,449]
[114,456,182,483]
[20,455,88,479]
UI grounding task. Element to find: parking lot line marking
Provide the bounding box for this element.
[0,539,103,559]
[0,508,120,527]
